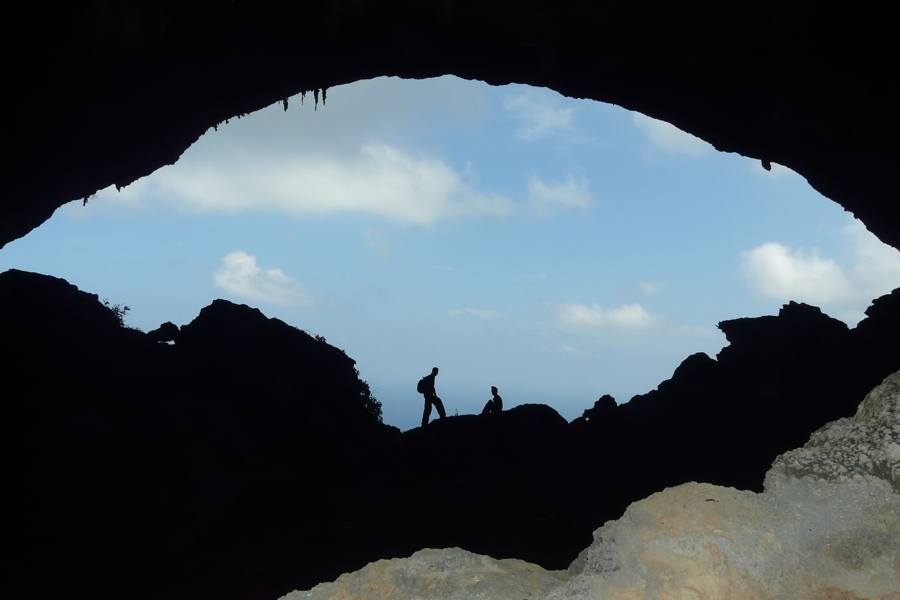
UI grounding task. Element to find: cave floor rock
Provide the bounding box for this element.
[285,371,900,600]
[279,547,566,600]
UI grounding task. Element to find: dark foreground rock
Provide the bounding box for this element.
[4,269,898,600]
[287,371,900,599]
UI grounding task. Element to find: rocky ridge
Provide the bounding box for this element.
[5,269,898,600]
[287,371,900,599]
[281,548,566,600]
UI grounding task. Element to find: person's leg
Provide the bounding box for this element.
[433,396,446,419]
[422,397,432,427]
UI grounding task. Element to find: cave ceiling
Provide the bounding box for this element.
[7,2,898,249]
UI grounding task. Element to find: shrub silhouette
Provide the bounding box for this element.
[102,298,130,327]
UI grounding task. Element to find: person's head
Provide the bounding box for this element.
[432,367,439,375]
[491,386,498,395]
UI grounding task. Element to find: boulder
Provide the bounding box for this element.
[549,371,900,598]
[280,548,566,600]
[765,366,899,493]
[582,394,617,422]
[146,321,179,343]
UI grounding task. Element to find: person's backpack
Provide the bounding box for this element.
[416,377,428,394]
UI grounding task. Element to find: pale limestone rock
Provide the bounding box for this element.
[546,479,898,599]
[765,369,900,492]
[279,547,566,600]
[548,371,900,599]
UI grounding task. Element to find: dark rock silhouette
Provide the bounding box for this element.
[146,320,179,342]
[4,268,898,600]
[6,4,899,249]
[571,393,616,425]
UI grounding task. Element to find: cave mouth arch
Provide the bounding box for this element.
[8,5,900,596]
[7,3,899,251]
[5,74,899,431]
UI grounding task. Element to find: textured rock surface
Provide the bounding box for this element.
[288,372,900,599]
[549,372,900,599]
[547,479,898,599]
[280,548,566,600]
[766,368,900,492]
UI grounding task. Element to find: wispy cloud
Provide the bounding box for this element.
[741,219,900,323]
[504,92,573,140]
[447,308,502,319]
[632,113,712,157]
[91,143,513,225]
[557,303,654,328]
[639,281,663,296]
[528,174,591,217]
[213,251,314,307]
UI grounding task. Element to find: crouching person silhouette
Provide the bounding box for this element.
[418,367,446,427]
[481,385,503,417]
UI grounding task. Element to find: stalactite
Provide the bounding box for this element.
[314,88,319,110]
[322,87,327,106]
[301,90,306,105]
[282,97,289,111]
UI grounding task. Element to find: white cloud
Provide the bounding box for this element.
[844,220,900,298]
[447,308,502,319]
[213,251,314,307]
[741,243,854,305]
[844,219,900,288]
[528,174,591,217]
[94,143,513,226]
[632,113,712,157]
[557,303,654,328]
[504,92,573,140]
[79,79,507,226]
[741,220,900,323]
[639,281,663,295]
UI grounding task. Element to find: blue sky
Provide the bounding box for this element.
[4,76,899,429]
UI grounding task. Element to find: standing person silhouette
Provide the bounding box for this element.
[418,367,446,427]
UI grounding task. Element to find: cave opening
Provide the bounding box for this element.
[3,75,898,429]
[8,4,899,597]
[6,76,899,600]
